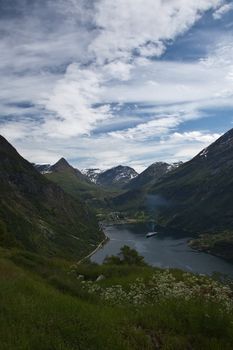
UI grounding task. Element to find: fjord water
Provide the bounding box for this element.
[91,223,233,277]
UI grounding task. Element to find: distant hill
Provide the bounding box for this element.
[81,168,104,184]
[35,159,117,209]
[0,136,103,259]
[93,165,138,189]
[125,162,182,190]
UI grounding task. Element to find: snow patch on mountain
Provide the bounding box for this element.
[34,164,52,174]
[81,168,104,184]
[199,148,208,158]
[167,162,183,171]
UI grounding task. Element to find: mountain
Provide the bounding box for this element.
[82,165,138,188]
[35,158,115,209]
[95,165,138,188]
[125,162,182,190]
[0,135,103,259]
[35,158,90,180]
[33,163,52,174]
[113,128,233,241]
[81,168,104,184]
[145,129,233,233]
[49,157,92,184]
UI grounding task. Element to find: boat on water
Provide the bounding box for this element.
[146,232,157,238]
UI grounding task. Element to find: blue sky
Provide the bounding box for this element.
[1,0,233,172]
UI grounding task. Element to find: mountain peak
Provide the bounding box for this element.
[0,135,7,143]
[125,161,182,190]
[0,135,18,156]
[195,128,233,164]
[96,165,138,188]
[51,157,74,172]
[56,157,70,166]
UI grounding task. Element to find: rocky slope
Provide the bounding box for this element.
[81,168,103,184]
[95,165,138,188]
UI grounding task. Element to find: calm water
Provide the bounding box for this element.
[91,223,233,277]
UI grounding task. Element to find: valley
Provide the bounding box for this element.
[2,2,233,348]
[23,128,233,263]
[1,131,233,349]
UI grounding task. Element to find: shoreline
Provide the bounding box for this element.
[77,231,109,265]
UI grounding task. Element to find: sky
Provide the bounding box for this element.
[1,0,233,172]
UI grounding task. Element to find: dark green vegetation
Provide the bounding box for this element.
[1,247,233,350]
[125,162,181,191]
[149,129,233,233]
[103,245,147,266]
[1,133,233,349]
[0,136,103,260]
[43,158,116,210]
[189,232,233,262]
[114,129,233,233]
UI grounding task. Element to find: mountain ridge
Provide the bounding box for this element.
[96,165,138,188]
[125,161,182,190]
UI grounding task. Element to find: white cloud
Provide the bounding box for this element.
[0,0,224,138]
[109,115,182,140]
[137,42,165,58]
[13,128,221,173]
[213,2,233,19]
[169,131,221,143]
[103,61,133,81]
[91,0,222,63]
[43,64,112,137]
[0,0,232,170]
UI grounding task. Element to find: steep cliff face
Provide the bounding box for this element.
[0,136,103,259]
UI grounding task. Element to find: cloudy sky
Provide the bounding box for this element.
[1,0,233,172]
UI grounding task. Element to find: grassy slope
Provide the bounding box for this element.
[0,247,233,350]
[45,170,118,211]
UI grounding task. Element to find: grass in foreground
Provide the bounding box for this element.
[0,247,233,350]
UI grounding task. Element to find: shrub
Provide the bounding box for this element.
[104,245,146,266]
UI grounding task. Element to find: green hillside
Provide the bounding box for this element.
[1,135,233,349]
[0,136,104,260]
[0,247,233,350]
[44,159,118,211]
[125,162,179,191]
[114,129,233,233]
[149,129,233,233]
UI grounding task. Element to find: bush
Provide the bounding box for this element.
[104,245,146,266]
